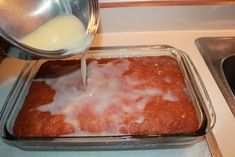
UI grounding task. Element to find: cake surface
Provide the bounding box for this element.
[13,56,199,137]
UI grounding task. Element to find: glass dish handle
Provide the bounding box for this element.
[0,61,33,136]
[180,50,216,132]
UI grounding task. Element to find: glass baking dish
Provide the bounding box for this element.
[0,45,215,150]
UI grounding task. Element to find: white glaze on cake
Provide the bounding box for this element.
[36,58,179,135]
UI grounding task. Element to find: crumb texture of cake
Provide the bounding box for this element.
[13,56,199,137]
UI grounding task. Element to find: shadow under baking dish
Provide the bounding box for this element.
[0,45,215,150]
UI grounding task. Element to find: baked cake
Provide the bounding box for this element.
[13,56,199,137]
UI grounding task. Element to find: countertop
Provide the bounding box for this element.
[1,4,235,157]
[99,0,235,8]
[1,30,235,157]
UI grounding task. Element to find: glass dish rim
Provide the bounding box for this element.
[0,45,216,142]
